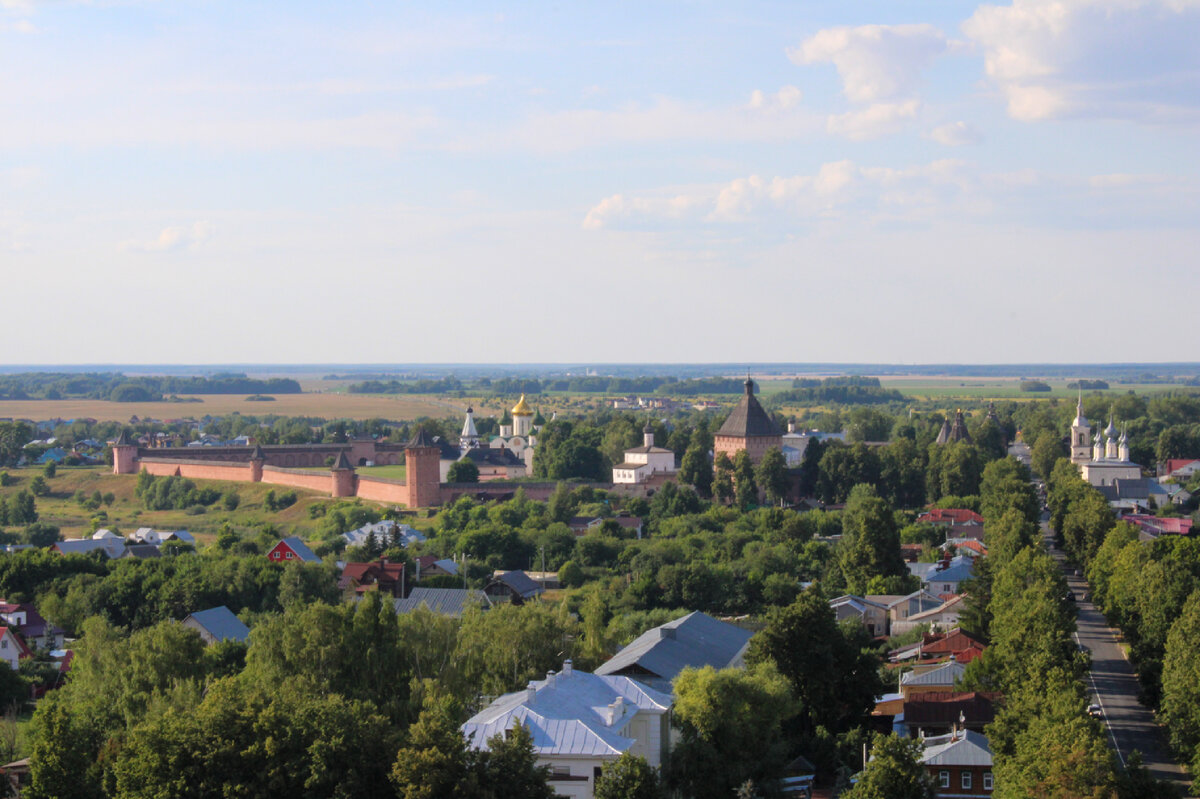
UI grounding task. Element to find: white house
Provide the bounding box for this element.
[612,424,676,485]
[0,627,30,670]
[462,660,672,799]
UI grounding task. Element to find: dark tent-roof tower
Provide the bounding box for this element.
[713,377,783,466]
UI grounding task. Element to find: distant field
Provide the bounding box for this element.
[0,393,464,422]
[878,377,1191,401]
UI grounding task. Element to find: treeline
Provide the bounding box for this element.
[0,372,301,401]
[1053,458,1200,777]
[952,459,1152,797]
[773,375,904,405]
[347,375,751,396]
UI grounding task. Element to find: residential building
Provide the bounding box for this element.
[267,537,321,564]
[0,627,30,670]
[182,606,251,645]
[52,538,127,559]
[462,660,673,799]
[0,601,64,650]
[595,611,753,693]
[901,659,968,699]
[413,555,458,580]
[485,570,545,605]
[892,596,967,636]
[342,520,425,549]
[394,587,491,617]
[921,729,994,797]
[339,559,407,598]
[923,557,974,596]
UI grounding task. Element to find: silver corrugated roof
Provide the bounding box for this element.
[921,729,993,767]
[462,669,672,757]
[394,588,490,617]
[901,659,967,687]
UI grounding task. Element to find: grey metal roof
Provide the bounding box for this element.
[185,606,250,643]
[489,570,544,599]
[902,659,967,687]
[594,611,753,688]
[280,537,321,563]
[394,588,491,617]
[54,538,126,558]
[716,379,782,439]
[921,729,993,767]
[462,668,672,757]
[925,558,975,586]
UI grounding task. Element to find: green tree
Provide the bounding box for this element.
[1161,590,1200,772]
[679,442,713,498]
[665,663,797,799]
[28,476,49,497]
[713,453,734,505]
[42,460,56,478]
[844,733,935,799]
[595,752,664,799]
[746,589,881,738]
[392,693,479,799]
[447,459,481,483]
[733,450,758,510]
[838,484,906,593]
[755,447,789,507]
[1031,431,1067,480]
[482,721,555,799]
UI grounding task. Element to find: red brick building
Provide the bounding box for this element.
[713,378,782,467]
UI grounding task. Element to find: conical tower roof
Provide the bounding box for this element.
[113,429,132,446]
[333,451,354,470]
[716,378,781,438]
[407,429,436,448]
[250,444,266,460]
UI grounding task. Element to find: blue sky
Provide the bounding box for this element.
[2,0,1197,364]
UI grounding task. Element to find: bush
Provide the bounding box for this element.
[42,461,56,478]
[29,476,49,497]
[558,560,584,588]
[1019,380,1052,392]
[223,492,241,511]
[0,472,15,487]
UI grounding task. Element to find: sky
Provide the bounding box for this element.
[2,0,1198,365]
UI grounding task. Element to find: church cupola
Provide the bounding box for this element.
[1105,409,1119,460]
[1118,426,1130,462]
[643,422,654,449]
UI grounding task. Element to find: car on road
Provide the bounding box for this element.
[1087,703,1103,719]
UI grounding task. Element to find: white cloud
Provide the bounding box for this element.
[120,221,212,253]
[827,100,920,140]
[963,0,1200,123]
[748,85,803,110]
[0,18,34,32]
[790,24,949,102]
[583,159,1198,231]
[929,121,983,146]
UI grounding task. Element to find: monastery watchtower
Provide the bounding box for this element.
[404,430,442,508]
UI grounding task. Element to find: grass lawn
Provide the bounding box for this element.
[357,464,407,481]
[0,466,353,543]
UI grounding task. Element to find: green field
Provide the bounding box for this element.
[879,378,1190,401]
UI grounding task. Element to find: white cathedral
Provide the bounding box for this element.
[1069,394,1140,487]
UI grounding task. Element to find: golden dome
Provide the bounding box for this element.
[512,394,534,416]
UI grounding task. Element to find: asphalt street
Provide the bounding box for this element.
[1043,525,1192,792]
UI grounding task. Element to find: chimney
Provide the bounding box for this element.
[546,670,557,688]
[788,421,796,434]
[562,659,573,677]
[526,682,537,704]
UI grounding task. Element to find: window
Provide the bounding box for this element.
[983,772,993,790]
[939,770,950,788]
[285,551,294,559]
[962,771,973,789]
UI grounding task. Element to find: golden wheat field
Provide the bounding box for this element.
[0,393,465,423]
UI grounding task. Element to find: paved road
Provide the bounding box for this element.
[1043,526,1192,792]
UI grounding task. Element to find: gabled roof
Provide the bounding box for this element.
[394,588,491,617]
[53,538,126,558]
[462,668,672,757]
[120,544,163,559]
[184,606,250,643]
[920,628,985,656]
[463,447,525,467]
[716,379,782,439]
[277,537,320,563]
[488,570,544,599]
[926,557,974,585]
[414,555,459,575]
[0,628,31,659]
[595,611,753,689]
[921,729,993,767]
[907,595,967,624]
[917,508,984,525]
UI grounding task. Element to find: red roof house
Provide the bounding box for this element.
[918,508,985,526]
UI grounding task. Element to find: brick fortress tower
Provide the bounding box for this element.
[331,451,357,498]
[111,429,138,475]
[404,430,442,508]
[713,377,783,467]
